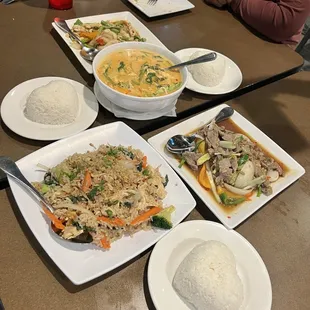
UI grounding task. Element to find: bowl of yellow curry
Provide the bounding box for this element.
[93,42,188,112]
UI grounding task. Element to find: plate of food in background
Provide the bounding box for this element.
[6,122,196,284]
[52,11,167,74]
[175,48,242,95]
[127,0,195,18]
[0,77,98,141]
[148,104,305,229]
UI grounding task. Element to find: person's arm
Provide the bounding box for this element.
[230,0,310,43]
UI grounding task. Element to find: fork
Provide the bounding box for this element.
[147,0,157,5]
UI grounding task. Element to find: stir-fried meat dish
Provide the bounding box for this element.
[178,120,284,206]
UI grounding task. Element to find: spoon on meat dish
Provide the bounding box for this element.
[166,107,234,154]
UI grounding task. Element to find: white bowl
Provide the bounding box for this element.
[93,42,188,113]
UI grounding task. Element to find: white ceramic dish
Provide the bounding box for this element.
[8,122,196,285]
[94,82,177,120]
[0,77,98,141]
[148,220,272,310]
[175,48,242,95]
[93,42,188,113]
[128,0,195,18]
[52,11,166,74]
[148,104,305,229]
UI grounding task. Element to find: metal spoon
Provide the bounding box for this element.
[0,157,93,244]
[54,17,99,62]
[166,107,234,154]
[166,52,217,70]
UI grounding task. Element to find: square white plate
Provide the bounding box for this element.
[128,0,195,18]
[52,11,167,74]
[148,104,305,229]
[8,122,196,285]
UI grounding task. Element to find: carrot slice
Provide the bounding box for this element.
[130,207,162,226]
[198,164,211,189]
[245,191,253,201]
[100,236,111,249]
[79,31,98,40]
[43,207,65,230]
[142,156,147,169]
[97,216,125,227]
[81,170,92,192]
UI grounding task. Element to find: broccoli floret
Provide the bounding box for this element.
[151,206,176,230]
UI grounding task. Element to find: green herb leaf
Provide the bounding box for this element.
[257,185,262,197]
[219,193,245,206]
[142,169,150,176]
[238,154,249,166]
[107,148,119,157]
[106,210,113,218]
[163,174,169,187]
[136,162,143,172]
[123,201,132,208]
[74,19,83,26]
[178,158,186,169]
[118,61,126,72]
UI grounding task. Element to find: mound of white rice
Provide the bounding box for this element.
[173,240,243,310]
[188,51,226,87]
[24,80,79,125]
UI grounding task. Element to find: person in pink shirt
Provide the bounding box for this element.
[205,0,310,46]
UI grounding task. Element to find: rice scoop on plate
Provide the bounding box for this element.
[24,80,79,125]
[173,240,244,310]
[188,51,226,87]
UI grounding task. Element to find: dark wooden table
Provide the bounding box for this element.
[0,0,304,133]
[0,0,304,186]
[1,71,309,310]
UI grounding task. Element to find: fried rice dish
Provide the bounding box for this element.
[33,144,173,249]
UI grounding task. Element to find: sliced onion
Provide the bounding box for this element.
[243,176,266,190]
[219,141,236,149]
[267,170,279,183]
[53,203,96,218]
[224,183,252,196]
[205,162,222,204]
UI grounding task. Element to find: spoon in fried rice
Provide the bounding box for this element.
[0,157,93,244]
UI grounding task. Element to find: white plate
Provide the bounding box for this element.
[94,82,176,120]
[128,0,195,18]
[52,11,167,74]
[148,220,272,310]
[0,77,99,141]
[8,122,196,284]
[148,103,305,229]
[175,48,242,95]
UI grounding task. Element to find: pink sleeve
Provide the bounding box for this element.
[231,0,310,43]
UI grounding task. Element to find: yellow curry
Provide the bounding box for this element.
[97,49,182,97]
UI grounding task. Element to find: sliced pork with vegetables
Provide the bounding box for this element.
[177,120,284,206]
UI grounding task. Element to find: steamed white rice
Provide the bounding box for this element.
[173,240,243,310]
[24,80,79,125]
[188,51,226,87]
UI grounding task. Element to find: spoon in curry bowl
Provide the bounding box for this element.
[54,17,99,62]
[166,107,234,154]
[0,157,93,244]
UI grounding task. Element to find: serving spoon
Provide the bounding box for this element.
[166,52,217,70]
[54,17,99,62]
[0,157,93,244]
[166,107,234,154]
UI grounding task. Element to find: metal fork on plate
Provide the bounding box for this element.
[147,0,157,5]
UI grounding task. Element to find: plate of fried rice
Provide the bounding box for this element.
[7,122,196,284]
